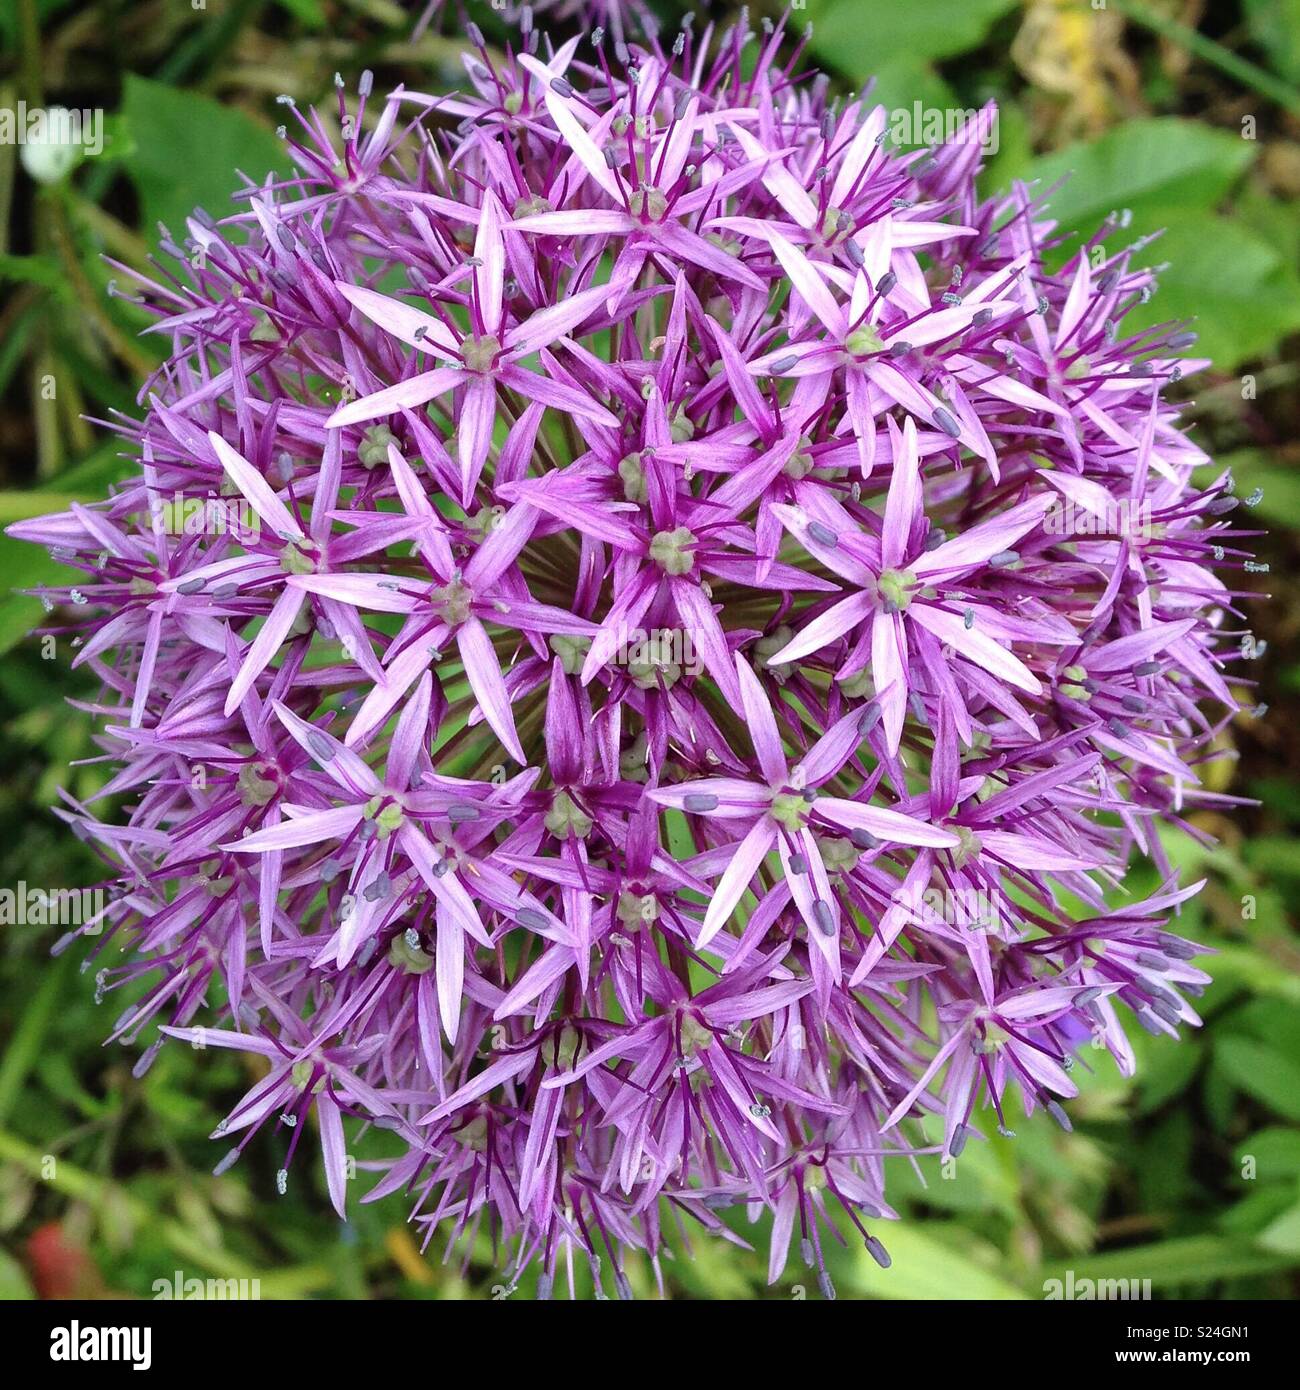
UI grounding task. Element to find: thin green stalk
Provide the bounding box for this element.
[1114,0,1300,116]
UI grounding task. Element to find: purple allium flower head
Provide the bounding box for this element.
[10,12,1258,1297]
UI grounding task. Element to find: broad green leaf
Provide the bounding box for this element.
[1216,1037,1300,1120]
[0,1249,33,1300]
[806,0,1019,73]
[1119,211,1300,370]
[1214,451,1300,529]
[849,1223,1029,1298]
[1244,0,1300,84]
[1237,186,1300,267]
[1135,1039,1201,1115]
[1039,1235,1298,1288]
[0,535,79,656]
[1219,1185,1299,1237]
[0,492,84,523]
[121,76,291,243]
[1211,946,1300,1006]
[1230,998,1300,1059]
[1020,119,1254,241]
[1258,1194,1300,1256]
[853,61,958,134]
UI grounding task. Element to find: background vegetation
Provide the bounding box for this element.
[0,0,1297,1300]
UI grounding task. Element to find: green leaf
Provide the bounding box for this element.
[1239,1128,1300,1181]
[1019,119,1254,240]
[275,0,327,27]
[0,535,79,656]
[1135,1038,1202,1114]
[1039,1235,1298,1288]
[0,252,73,299]
[1214,452,1300,529]
[0,492,84,523]
[849,1223,1029,1299]
[806,0,1019,74]
[1210,946,1300,1006]
[1258,1194,1300,1257]
[1218,1185,1298,1237]
[1014,123,1300,364]
[1244,0,1300,84]
[1119,211,1300,370]
[1216,1037,1300,1121]
[0,1249,33,1300]
[120,76,291,242]
[850,61,957,133]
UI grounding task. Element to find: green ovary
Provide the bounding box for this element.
[364,797,405,839]
[545,789,593,839]
[649,527,696,576]
[461,334,501,373]
[770,792,809,831]
[431,576,474,626]
[280,541,316,575]
[876,568,917,610]
[845,323,885,358]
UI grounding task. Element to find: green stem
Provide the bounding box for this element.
[1114,0,1300,116]
[16,0,43,106]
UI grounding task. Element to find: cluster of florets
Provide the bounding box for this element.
[12,11,1256,1297]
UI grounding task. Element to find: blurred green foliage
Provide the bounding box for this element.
[0,0,1297,1299]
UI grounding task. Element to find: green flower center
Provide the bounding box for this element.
[815,833,860,874]
[553,1024,582,1071]
[617,890,659,927]
[785,437,815,478]
[291,1059,324,1092]
[618,451,647,503]
[678,1013,714,1056]
[549,633,591,675]
[279,540,316,575]
[1064,355,1091,381]
[952,825,980,870]
[845,323,885,358]
[431,576,474,627]
[974,1022,1010,1054]
[649,526,696,576]
[1060,663,1090,702]
[363,797,405,839]
[466,506,504,541]
[669,406,695,443]
[628,186,668,221]
[770,791,810,831]
[545,789,593,839]
[837,669,874,699]
[358,424,396,469]
[461,333,501,373]
[238,762,277,807]
[819,205,855,241]
[458,1114,489,1150]
[389,928,433,975]
[627,633,682,690]
[876,568,917,610]
[755,625,795,680]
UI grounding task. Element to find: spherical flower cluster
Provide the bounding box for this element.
[12,12,1252,1297]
